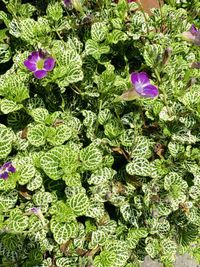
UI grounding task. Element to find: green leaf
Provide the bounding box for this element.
[126,157,150,176]
[7,209,29,232]
[80,145,103,171]
[85,39,110,60]
[189,186,200,200]
[0,11,10,27]
[27,171,43,191]
[47,124,72,146]
[0,124,14,159]
[20,18,37,41]
[131,136,151,158]
[49,201,75,222]
[40,146,65,180]
[0,99,23,114]
[168,142,185,157]
[60,144,79,175]
[27,124,46,147]
[143,44,163,68]
[1,233,24,254]
[94,251,116,267]
[9,18,21,37]
[69,193,89,216]
[172,129,199,144]
[18,3,37,18]
[47,2,63,21]
[164,172,188,210]
[50,219,78,244]
[19,163,36,185]
[98,109,112,125]
[56,257,77,267]
[82,110,97,127]
[33,191,53,206]
[57,63,84,87]
[0,72,29,102]
[86,200,104,219]
[104,240,130,267]
[145,238,160,258]
[119,129,134,147]
[91,22,108,42]
[107,30,127,44]
[104,119,123,139]
[0,190,18,212]
[59,48,82,66]
[164,172,187,191]
[160,239,176,262]
[0,44,11,64]
[159,106,175,121]
[90,230,107,248]
[29,108,49,124]
[127,228,148,249]
[88,167,116,185]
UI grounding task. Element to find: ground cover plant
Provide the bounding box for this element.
[0,0,200,266]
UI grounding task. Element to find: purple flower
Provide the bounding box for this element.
[30,207,41,215]
[0,162,16,180]
[24,50,55,79]
[182,25,200,46]
[131,72,159,98]
[190,62,200,69]
[63,0,71,5]
[115,72,158,102]
[29,207,46,226]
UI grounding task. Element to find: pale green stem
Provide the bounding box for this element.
[154,68,172,116]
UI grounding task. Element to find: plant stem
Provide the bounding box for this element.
[154,68,172,116]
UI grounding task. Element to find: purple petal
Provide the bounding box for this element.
[0,171,9,180]
[191,62,200,69]
[7,165,16,173]
[44,58,55,71]
[38,50,46,59]
[141,84,159,98]
[131,72,150,86]
[64,0,71,5]
[34,70,47,79]
[30,207,41,215]
[28,51,40,63]
[3,162,12,168]
[24,59,37,71]
[189,25,198,35]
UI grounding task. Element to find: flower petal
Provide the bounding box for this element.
[38,50,46,59]
[24,59,37,71]
[7,164,16,173]
[28,51,40,63]
[189,25,198,35]
[0,171,9,179]
[131,72,150,86]
[34,70,47,79]
[44,57,55,71]
[64,0,71,5]
[30,207,41,215]
[142,84,159,98]
[191,62,200,69]
[2,162,12,168]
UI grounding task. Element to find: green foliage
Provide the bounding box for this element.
[0,0,199,266]
[0,124,14,159]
